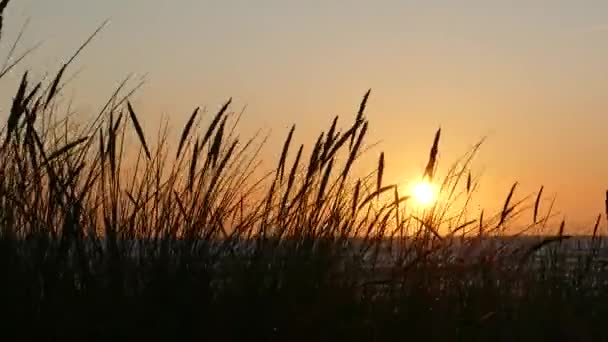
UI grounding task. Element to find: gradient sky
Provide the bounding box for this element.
[2,0,608,230]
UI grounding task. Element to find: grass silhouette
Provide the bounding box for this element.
[1,2,608,340]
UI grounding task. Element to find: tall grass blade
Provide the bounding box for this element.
[176,107,199,159]
[351,89,370,149]
[377,152,384,193]
[41,136,88,166]
[277,124,295,183]
[424,128,441,181]
[352,179,360,216]
[359,185,395,210]
[188,138,200,192]
[479,209,484,235]
[356,89,371,124]
[202,98,231,148]
[44,64,66,110]
[321,116,338,163]
[520,235,572,263]
[497,182,518,228]
[209,116,227,167]
[533,185,544,224]
[0,0,11,41]
[593,214,601,240]
[4,71,28,147]
[127,101,151,160]
[342,121,367,180]
[317,158,333,205]
[281,144,303,214]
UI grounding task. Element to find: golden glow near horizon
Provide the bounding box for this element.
[411,180,438,208]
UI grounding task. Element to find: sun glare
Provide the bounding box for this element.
[412,180,438,207]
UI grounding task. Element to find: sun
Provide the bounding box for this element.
[412,180,438,207]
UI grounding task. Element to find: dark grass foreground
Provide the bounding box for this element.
[2,4,608,340]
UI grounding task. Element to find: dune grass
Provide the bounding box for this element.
[1,3,608,340]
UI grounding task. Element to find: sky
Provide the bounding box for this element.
[1,0,608,230]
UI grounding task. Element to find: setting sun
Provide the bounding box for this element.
[412,180,438,207]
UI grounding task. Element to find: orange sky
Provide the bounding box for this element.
[0,0,607,231]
